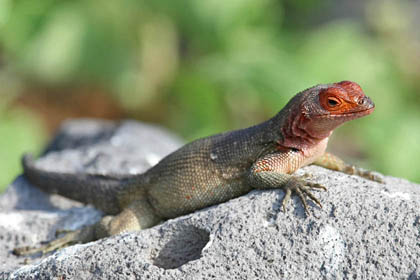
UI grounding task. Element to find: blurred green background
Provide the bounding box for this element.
[1,0,420,191]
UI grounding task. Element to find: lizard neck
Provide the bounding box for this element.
[268,99,332,155]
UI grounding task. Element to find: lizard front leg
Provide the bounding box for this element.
[13,199,162,256]
[247,153,326,215]
[313,152,384,183]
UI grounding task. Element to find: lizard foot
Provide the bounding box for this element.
[13,225,95,256]
[281,178,327,216]
[344,166,385,183]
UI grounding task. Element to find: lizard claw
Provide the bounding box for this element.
[281,178,327,216]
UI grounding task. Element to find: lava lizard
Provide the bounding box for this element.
[13,80,383,256]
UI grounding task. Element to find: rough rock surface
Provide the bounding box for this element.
[1,119,419,279]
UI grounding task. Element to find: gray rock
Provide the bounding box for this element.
[1,119,419,279]
[0,119,184,277]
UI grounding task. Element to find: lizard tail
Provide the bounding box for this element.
[21,154,146,215]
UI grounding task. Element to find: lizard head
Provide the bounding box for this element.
[278,81,375,150]
[302,81,374,135]
[317,81,374,119]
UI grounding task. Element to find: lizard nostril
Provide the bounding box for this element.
[363,96,375,108]
[358,97,370,106]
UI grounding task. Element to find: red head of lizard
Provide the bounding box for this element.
[277,81,375,151]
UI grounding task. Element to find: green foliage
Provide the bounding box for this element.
[0,107,45,191]
[0,0,420,186]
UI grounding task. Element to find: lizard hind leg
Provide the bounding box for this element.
[313,152,384,183]
[13,199,162,256]
[13,224,97,256]
[96,198,162,238]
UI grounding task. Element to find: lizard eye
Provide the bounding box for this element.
[327,97,340,107]
[319,87,345,111]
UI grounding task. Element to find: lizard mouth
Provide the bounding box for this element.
[319,107,375,119]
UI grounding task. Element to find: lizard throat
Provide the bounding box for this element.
[278,107,370,153]
[277,112,331,152]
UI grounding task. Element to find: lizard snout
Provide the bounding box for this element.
[358,95,375,109]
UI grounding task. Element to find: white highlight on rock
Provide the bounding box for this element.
[317,225,345,276]
[381,191,411,200]
[55,243,91,261]
[262,216,276,227]
[0,213,23,231]
[202,233,214,253]
[146,153,161,166]
[128,167,140,174]
[61,208,102,230]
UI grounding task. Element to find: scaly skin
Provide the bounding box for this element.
[13,81,383,256]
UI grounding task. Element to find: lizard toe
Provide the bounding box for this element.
[281,178,325,216]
